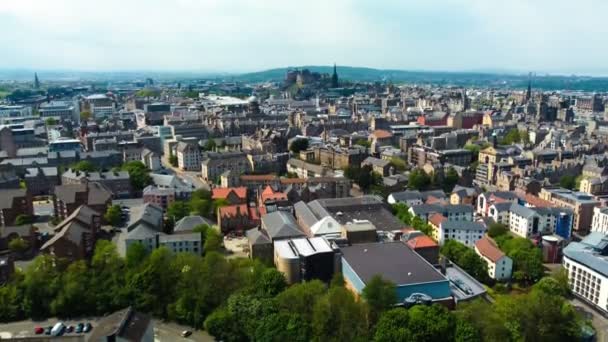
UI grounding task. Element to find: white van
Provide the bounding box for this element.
[51,322,65,336]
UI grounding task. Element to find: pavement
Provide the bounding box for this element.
[161,161,209,190]
[0,318,213,341]
[223,236,249,259]
[570,297,608,342]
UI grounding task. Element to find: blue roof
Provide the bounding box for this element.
[564,232,608,277]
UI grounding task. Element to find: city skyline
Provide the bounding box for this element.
[2,0,608,75]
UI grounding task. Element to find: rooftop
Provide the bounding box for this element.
[340,242,446,286]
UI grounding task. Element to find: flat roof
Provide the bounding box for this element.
[341,242,446,286]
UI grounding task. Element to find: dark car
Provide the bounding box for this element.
[44,326,52,335]
[75,323,84,333]
[66,325,74,333]
[83,322,92,333]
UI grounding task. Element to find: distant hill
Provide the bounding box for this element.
[235,65,608,91]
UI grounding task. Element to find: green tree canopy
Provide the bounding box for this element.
[121,161,152,191]
[289,138,309,154]
[8,236,29,253]
[559,175,577,190]
[487,222,508,238]
[362,275,397,325]
[71,160,97,172]
[408,169,431,191]
[104,205,122,226]
[14,214,33,226]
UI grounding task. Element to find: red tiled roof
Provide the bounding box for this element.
[372,129,393,139]
[425,196,446,205]
[428,213,447,227]
[524,194,553,208]
[475,236,505,263]
[407,236,438,249]
[261,185,287,202]
[212,187,247,200]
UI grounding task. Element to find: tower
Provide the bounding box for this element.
[34,73,40,89]
[331,63,339,88]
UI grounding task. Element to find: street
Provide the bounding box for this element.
[0,318,213,342]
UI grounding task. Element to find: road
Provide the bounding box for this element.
[570,297,608,342]
[160,162,209,190]
[0,318,213,342]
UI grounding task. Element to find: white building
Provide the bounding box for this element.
[176,142,201,171]
[563,232,608,314]
[475,236,513,281]
[508,204,541,238]
[158,233,202,255]
[39,101,77,121]
[387,191,423,206]
[592,207,608,234]
[487,202,511,225]
[309,216,342,239]
[0,105,32,118]
[438,220,486,247]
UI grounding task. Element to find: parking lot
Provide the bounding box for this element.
[0,318,213,341]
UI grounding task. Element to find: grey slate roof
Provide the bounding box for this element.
[490,202,512,212]
[246,228,272,245]
[293,200,319,228]
[441,221,486,231]
[390,190,423,202]
[564,232,608,277]
[0,189,27,209]
[509,203,538,218]
[127,203,163,232]
[261,211,305,240]
[174,215,214,232]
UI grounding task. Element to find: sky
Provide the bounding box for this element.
[1,0,607,75]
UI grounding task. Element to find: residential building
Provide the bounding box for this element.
[539,188,600,233]
[173,215,214,233]
[0,189,32,226]
[40,205,102,261]
[53,182,112,220]
[438,221,486,247]
[341,242,452,303]
[409,204,474,222]
[361,156,392,176]
[286,158,333,178]
[39,101,77,122]
[592,207,608,235]
[61,169,132,198]
[211,187,247,205]
[24,167,59,196]
[563,232,608,314]
[176,141,201,171]
[125,203,164,253]
[475,236,513,281]
[202,152,251,183]
[217,204,260,233]
[149,173,194,199]
[142,186,175,210]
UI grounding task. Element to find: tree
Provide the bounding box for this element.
[71,160,97,172]
[14,214,32,226]
[204,307,245,342]
[167,202,190,223]
[560,175,576,190]
[0,284,22,322]
[125,242,148,268]
[443,167,459,192]
[204,139,217,152]
[408,169,431,191]
[204,228,223,253]
[354,139,371,148]
[255,313,310,342]
[45,117,57,126]
[362,275,396,325]
[312,286,369,342]
[121,161,152,191]
[80,111,92,121]
[389,157,406,171]
[487,222,508,238]
[276,280,326,322]
[344,165,381,191]
[254,268,288,297]
[374,305,457,342]
[169,154,178,167]
[51,261,93,317]
[441,240,489,283]
[289,138,309,154]
[104,205,122,226]
[8,237,29,253]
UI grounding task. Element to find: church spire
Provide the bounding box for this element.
[34,72,40,89]
[331,63,339,88]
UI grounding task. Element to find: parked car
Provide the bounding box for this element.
[44,326,52,335]
[83,322,92,333]
[66,325,74,333]
[181,330,192,337]
[75,323,84,333]
[34,326,44,335]
[51,322,65,336]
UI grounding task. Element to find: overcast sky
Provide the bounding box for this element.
[1,0,607,75]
